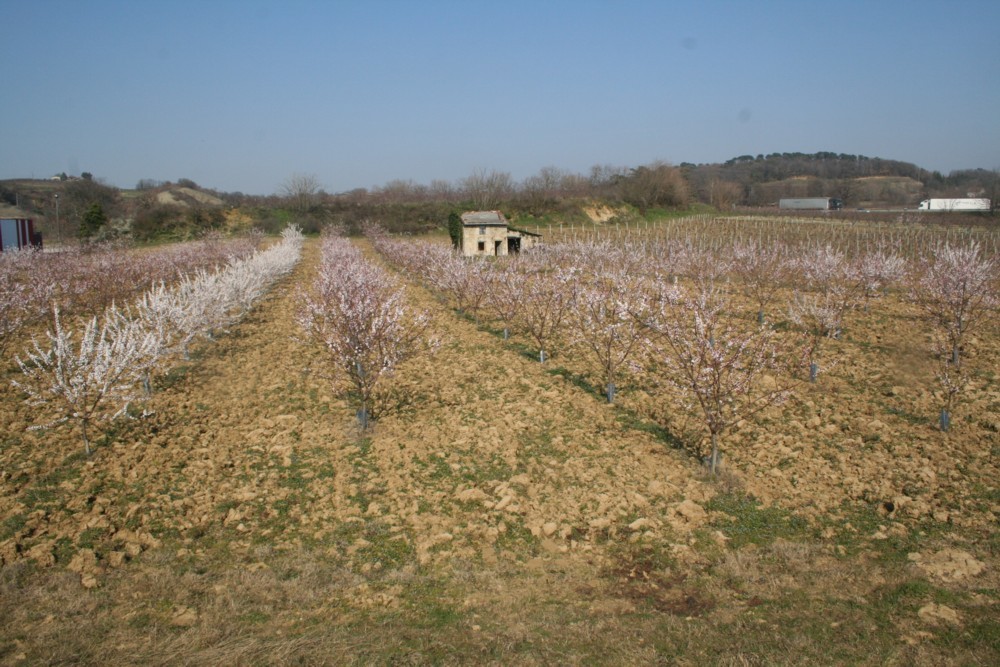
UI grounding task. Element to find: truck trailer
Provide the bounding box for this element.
[0,218,42,251]
[917,198,990,212]
[779,198,843,211]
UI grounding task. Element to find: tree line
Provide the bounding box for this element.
[2,153,997,242]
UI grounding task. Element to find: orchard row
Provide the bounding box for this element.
[0,231,267,360]
[358,224,996,468]
[11,227,304,454]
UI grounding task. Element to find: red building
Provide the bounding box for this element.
[0,218,43,251]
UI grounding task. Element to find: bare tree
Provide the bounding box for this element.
[461,168,514,210]
[589,164,628,197]
[280,173,322,212]
[616,161,690,213]
[428,179,456,201]
[708,178,743,210]
[519,166,568,211]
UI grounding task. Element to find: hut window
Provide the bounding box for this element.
[477,241,485,252]
[479,226,486,235]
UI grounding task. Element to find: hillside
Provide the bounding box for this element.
[153,186,225,207]
[745,175,926,208]
[684,152,998,210]
[0,178,231,243]
[1,179,225,214]
[3,152,996,242]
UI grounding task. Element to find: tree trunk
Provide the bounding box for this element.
[358,401,370,430]
[81,420,92,456]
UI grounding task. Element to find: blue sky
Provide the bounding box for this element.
[2,0,998,195]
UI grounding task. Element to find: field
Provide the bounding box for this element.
[1,217,998,665]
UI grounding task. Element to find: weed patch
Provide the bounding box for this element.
[706,493,811,547]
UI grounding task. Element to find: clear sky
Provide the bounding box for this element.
[2,0,998,195]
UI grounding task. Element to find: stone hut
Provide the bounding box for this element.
[460,211,541,257]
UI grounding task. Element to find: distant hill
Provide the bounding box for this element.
[743,175,925,208]
[1,179,227,215]
[153,187,226,208]
[682,152,997,209]
[0,178,231,242]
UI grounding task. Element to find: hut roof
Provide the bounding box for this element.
[460,210,508,226]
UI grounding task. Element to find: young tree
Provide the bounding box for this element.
[788,243,860,381]
[13,306,160,455]
[571,267,648,402]
[856,245,907,309]
[731,240,789,323]
[796,243,857,296]
[787,290,845,382]
[428,252,490,319]
[516,266,579,362]
[0,249,33,358]
[910,241,997,431]
[299,238,437,428]
[934,342,968,432]
[910,240,997,369]
[485,258,525,340]
[643,283,801,473]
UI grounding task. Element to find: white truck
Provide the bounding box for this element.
[917,198,990,211]
[779,198,843,211]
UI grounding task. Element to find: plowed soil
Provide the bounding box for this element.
[1,236,997,665]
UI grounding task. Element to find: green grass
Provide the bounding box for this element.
[0,513,28,541]
[356,521,415,573]
[616,409,689,451]
[706,492,811,548]
[77,527,106,550]
[544,365,605,399]
[517,427,567,464]
[492,518,539,555]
